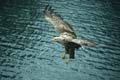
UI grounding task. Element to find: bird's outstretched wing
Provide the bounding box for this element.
[65,43,75,59]
[69,46,75,59]
[71,39,96,47]
[44,5,76,36]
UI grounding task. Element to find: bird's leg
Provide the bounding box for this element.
[65,59,70,64]
[61,52,66,59]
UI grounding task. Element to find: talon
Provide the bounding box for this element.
[65,59,70,64]
[61,52,66,59]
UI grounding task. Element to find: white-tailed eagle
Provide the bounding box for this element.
[44,5,95,59]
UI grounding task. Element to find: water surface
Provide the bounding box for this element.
[0,0,120,80]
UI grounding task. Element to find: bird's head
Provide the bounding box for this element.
[51,37,62,42]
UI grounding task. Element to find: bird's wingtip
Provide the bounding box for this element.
[44,4,54,18]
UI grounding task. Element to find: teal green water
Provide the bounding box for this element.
[0,0,120,80]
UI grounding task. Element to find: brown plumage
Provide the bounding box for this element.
[44,5,95,59]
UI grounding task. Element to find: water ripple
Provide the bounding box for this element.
[0,0,120,80]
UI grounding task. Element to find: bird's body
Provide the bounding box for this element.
[44,5,95,59]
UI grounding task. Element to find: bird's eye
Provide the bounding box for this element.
[54,38,58,41]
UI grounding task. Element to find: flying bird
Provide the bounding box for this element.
[44,5,95,59]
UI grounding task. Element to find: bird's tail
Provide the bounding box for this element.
[71,39,96,47]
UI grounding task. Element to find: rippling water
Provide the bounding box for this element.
[0,0,120,80]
